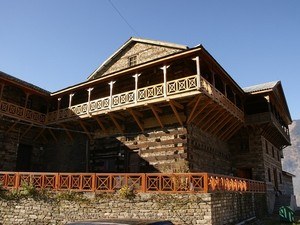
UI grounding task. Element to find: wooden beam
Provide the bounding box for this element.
[197,106,222,128]
[78,120,93,140]
[48,129,58,143]
[222,122,243,141]
[202,109,226,132]
[20,124,33,139]
[108,113,123,134]
[149,104,164,128]
[187,95,202,123]
[215,117,237,137]
[188,100,212,123]
[168,99,184,110]
[60,124,74,142]
[195,105,219,126]
[34,128,45,141]
[147,104,162,113]
[128,108,144,132]
[5,121,18,134]
[210,114,232,135]
[94,116,108,134]
[108,112,124,121]
[169,101,183,126]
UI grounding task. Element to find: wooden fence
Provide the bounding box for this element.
[0,172,266,193]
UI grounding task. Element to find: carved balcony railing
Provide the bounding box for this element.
[0,172,266,193]
[47,75,244,124]
[0,100,46,124]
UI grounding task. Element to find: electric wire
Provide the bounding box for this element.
[108,0,141,37]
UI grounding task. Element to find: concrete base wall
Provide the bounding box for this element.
[0,192,266,225]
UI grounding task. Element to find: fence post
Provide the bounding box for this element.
[15,172,20,190]
[203,173,208,193]
[141,173,146,193]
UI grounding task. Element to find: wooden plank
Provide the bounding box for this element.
[169,101,183,126]
[149,105,164,128]
[20,124,33,139]
[108,113,123,134]
[48,129,58,143]
[128,108,144,132]
[93,116,108,134]
[78,120,93,140]
[60,124,74,142]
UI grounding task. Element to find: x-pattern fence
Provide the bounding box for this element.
[0,172,266,193]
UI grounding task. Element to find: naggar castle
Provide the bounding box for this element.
[0,37,296,220]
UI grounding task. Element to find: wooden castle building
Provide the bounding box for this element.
[0,37,294,211]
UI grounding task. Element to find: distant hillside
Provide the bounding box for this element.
[282,119,300,206]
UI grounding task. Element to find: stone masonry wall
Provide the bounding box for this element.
[95,42,183,78]
[0,193,266,225]
[187,124,231,174]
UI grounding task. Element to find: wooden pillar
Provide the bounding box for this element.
[24,93,30,108]
[211,70,216,87]
[0,83,4,100]
[233,92,237,105]
[192,56,201,89]
[87,88,94,116]
[132,73,141,104]
[160,65,169,98]
[57,98,61,120]
[224,83,227,97]
[69,93,74,108]
[108,81,116,109]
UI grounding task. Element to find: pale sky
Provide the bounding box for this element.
[0,0,299,119]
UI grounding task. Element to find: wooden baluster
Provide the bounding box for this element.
[192,56,201,90]
[108,81,116,109]
[132,73,141,104]
[160,65,169,98]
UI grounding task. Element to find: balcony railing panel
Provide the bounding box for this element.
[46,75,244,123]
[0,100,46,124]
[0,172,265,194]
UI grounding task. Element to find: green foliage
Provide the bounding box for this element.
[117,185,136,200]
[55,191,88,202]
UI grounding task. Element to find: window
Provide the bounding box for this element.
[277,150,280,161]
[267,168,271,182]
[128,55,137,67]
[265,140,269,154]
[272,146,275,158]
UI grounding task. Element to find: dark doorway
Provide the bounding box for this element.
[237,168,252,179]
[16,144,32,171]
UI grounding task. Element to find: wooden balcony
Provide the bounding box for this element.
[0,171,266,193]
[0,99,46,124]
[46,75,244,125]
[245,112,290,147]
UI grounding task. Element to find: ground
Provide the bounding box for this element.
[259,209,300,225]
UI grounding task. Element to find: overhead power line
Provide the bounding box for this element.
[108,0,141,37]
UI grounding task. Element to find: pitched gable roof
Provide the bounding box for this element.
[244,81,292,123]
[0,71,50,96]
[243,81,279,93]
[87,37,188,80]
